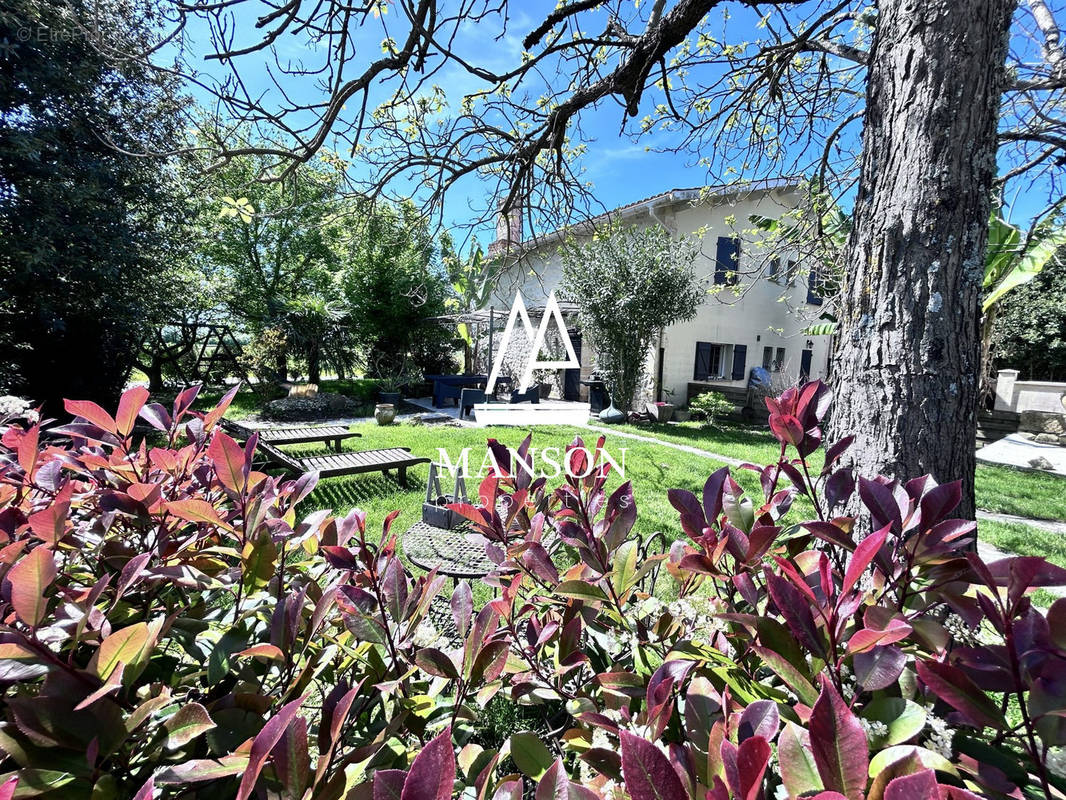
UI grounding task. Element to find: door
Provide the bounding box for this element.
[800,348,813,383]
[564,332,582,401]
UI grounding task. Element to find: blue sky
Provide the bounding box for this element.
[174,1,1059,243]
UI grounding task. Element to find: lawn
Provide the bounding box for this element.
[291,421,753,547]
[612,421,1066,523]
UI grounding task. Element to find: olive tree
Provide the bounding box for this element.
[562,225,703,412]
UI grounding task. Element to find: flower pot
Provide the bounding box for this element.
[647,402,675,423]
[599,401,625,424]
[378,391,401,405]
[538,383,552,400]
[673,408,690,422]
[374,403,397,425]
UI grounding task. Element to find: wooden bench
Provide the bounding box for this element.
[221,419,360,453]
[255,440,429,487]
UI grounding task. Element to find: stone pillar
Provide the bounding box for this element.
[994,369,1019,412]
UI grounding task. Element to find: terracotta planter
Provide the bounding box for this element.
[374,403,397,425]
[647,402,675,422]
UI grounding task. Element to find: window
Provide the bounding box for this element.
[775,347,786,371]
[768,257,780,283]
[807,267,825,306]
[694,342,726,380]
[762,346,773,369]
[714,236,741,286]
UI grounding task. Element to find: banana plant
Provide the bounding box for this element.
[444,241,505,373]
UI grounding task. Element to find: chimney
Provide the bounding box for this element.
[488,200,522,257]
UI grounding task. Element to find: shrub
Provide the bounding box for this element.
[689,390,734,424]
[0,381,1063,798]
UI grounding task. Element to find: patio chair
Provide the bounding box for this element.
[433,381,466,408]
[254,439,429,487]
[221,418,360,453]
[459,388,486,419]
[509,387,540,404]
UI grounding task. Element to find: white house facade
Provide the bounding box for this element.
[484,179,832,409]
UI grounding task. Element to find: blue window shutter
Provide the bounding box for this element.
[731,344,747,381]
[694,342,711,379]
[715,236,740,285]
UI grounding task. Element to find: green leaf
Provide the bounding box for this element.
[861,698,927,748]
[90,622,152,682]
[984,225,1066,311]
[241,532,277,591]
[868,745,957,778]
[554,580,609,604]
[509,732,554,780]
[165,703,217,749]
[778,723,822,797]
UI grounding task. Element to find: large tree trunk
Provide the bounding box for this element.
[829,0,1015,521]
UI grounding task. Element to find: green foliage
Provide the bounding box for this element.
[991,244,1066,380]
[189,141,354,382]
[0,0,189,409]
[344,200,456,378]
[561,224,704,411]
[688,391,734,425]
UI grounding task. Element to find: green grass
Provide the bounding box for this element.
[613,422,1066,523]
[973,462,1066,521]
[293,422,751,546]
[978,518,1066,570]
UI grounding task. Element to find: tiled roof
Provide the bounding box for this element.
[510,177,801,253]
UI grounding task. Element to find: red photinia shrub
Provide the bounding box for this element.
[0,381,1063,799]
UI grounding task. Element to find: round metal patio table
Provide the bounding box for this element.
[402,520,501,580]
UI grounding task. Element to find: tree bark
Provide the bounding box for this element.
[829,0,1015,521]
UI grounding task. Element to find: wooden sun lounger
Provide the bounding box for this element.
[255,440,430,487]
[221,418,360,453]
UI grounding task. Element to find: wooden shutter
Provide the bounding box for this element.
[694,342,712,379]
[715,237,740,285]
[731,344,747,381]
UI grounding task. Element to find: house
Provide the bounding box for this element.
[483,178,832,410]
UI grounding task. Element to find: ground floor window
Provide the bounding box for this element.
[694,342,728,380]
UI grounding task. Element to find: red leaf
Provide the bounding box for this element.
[165,499,231,530]
[808,675,868,800]
[884,769,939,800]
[16,424,38,476]
[401,726,455,800]
[619,729,686,800]
[843,523,889,595]
[5,546,56,627]
[116,386,150,437]
[916,660,1005,730]
[235,696,305,800]
[28,500,70,545]
[64,399,117,434]
[722,736,771,800]
[209,432,249,494]
[203,383,241,429]
[535,759,569,800]
[0,776,18,800]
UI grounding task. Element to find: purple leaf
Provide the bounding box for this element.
[451,581,473,637]
[373,770,408,800]
[401,726,455,800]
[918,481,962,529]
[808,675,868,800]
[884,769,940,800]
[236,696,305,800]
[738,700,780,742]
[702,467,730,526]
[916,660,1005,730]
[853,645,907,691]
[619,729,686,800]
[858,477,902,533]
